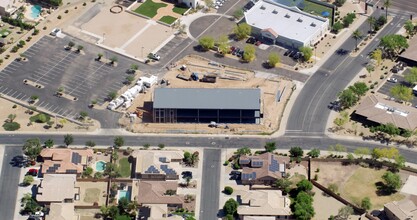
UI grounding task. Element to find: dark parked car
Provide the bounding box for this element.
[284,49,291,56]
[246,37,256,44]
[289,50,297,57]
[182,171,193,179]
[26,169,38,176]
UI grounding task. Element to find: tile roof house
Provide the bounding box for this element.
[239,153,288,185]
[37,174,78,204]
[355,94,417,130]
[237,190,291,219]
[40,148,93,176]
[137,181,184,208]
[45,203,77,220]
[384,199,417,220]
[139,204,184,220]
[132,151,182,180]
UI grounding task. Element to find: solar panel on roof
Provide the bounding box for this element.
[71,152,82,164]
[159,157,167,163]
[269,155,280,172]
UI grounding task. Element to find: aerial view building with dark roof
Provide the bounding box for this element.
[153,88,261,124]
[239,153,288,185]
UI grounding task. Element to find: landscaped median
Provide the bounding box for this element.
[133,0,167,18]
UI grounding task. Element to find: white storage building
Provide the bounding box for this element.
[244,0,329,48]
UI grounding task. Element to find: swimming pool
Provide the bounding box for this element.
[30,5,42,19]
[118,190,131,200]
[95,161,106,172]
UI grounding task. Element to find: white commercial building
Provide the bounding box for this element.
[244,0,329,48]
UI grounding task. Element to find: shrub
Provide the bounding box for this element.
[30,113,50,123]
[3,122,20,131]
[224,186,233,195]
[334,0,346,7]
[64,10,69,13]
[57,15,62,19]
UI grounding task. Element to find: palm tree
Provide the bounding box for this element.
[383,0,391,20]
[367,16,376,34]
[8,114,16,123]
[352,29,363,51]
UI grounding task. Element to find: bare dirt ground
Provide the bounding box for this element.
[312,161,358,187]
[0,97,98,132]
[312,186,345,220]
[118,55,295,134]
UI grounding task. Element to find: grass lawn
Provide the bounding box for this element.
[302,0,333,23]
[0,28,10,37]
[172,5,188,15]
[159,16,177,25]
[119,158,131,177]
[83,188,100,203]
[340,167,405,209]
[134,0,167,18]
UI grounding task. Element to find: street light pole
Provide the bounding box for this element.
[141,46,144,59]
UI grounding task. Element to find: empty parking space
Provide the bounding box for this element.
[0,36,147,127]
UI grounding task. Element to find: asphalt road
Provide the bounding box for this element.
[199,149,221,220]
[286,12,407,135]
[0,146,23,220]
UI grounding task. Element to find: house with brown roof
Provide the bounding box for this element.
[239,153,287,185]
[45,203,77,220]
[37,174,79,205]
[354,95,417,130]
[40,148,93,176]
[384,199,417,220]
[137,181,184,209]
[139,204,184,220]
[237,190,291,220]
[132,150,182,180]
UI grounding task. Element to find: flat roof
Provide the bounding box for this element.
[153,88,260,110]
[244,0,328,44]
[400,37,417,62]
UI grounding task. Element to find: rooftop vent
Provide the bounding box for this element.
[260,5,266,10]
[297,18,303,22]
[310,22,316,27]
[284,13,290,18]
[272,9,278,14]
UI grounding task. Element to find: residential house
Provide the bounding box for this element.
[137,181,185,209]
[239,153,287,185]
[384,199,417,220]
[237,190,291,220]
[37,174,78,205]
[46,203,77,220]
[139,204,184,220]
[132,150,182,180]
[354,94,417,130]
[40,148,93,176]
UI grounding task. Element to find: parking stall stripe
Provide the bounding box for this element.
[10,90,18,97]
[0,87,8,93]
[5,89,14,96]
[15,93,24,100]
[50,106,59,113]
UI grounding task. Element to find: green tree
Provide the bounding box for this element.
[264,142,276,152]
[198,36,215,51]
[274,178,292,194]
[328,183,338,193]
[380,34,409,58]
[367,16,376,34]
[125,76,135,85]
[307,148,320,158]
[336,206,354,219]
[338,88,359,109]
[343,13,356,27]
[404,20,415,37]
[383,0,391,19]
[243,44,256,62]
[233,23,252,40]
[114,136,124,148]
[333,111,349,129]
[352,29,363,50]
[268,52,280,67]
[158,143,165,149]
[64,134,74,146]
[108,91,117,100]
[79,111,88,120]
[334,0,346,7]
[216,35,229,55]
[86,140,96,147]
[361,197,372,210]
[23,175,34,186]
[233,9,244,20]
[332,22,343,34]
[224,186,233,195]
[44,139,54,148]
[293,191,315,219]
[349,82,369,97]
[296,179,312,191]
[7,113,16,123]
[299,46,313,61]
[77,45,83,52]
[83,167,93,177]
[354,147,370,158]
[289,146,304,158]
[394,155,406,170]
[183,151,192,164]
[405,67,417,85]
[110,56,118,65]
[68,41,75,48]
[235,147,251,156]
[104,162,121,178]
[382,171,402,193]
[371,49,383,66]
[23,138,42,161]
[390,85,413,102]
[223,198,239,215]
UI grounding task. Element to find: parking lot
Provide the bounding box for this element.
[377,69,417,107]
[0,36,146,127]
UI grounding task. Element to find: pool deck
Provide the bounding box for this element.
[24,4,45,22]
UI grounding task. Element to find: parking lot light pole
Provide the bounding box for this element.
[141,46,144,59]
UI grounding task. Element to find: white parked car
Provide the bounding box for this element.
[148,53,161,61]
[50,28,61,36]
[387,77,398,83]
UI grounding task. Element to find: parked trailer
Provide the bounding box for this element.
[200,75,216,83]
[177,74,190,81]
[107,97,124,110]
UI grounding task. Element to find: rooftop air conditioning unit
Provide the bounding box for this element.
[297,18,303,22]
[272,10,278,14]
[284,13,290,18]
[260,5,266,10]
[310,22,316,27]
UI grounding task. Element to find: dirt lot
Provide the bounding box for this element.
[75,181,108,206]
[119,55,294,134]
[0,97,98,132]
